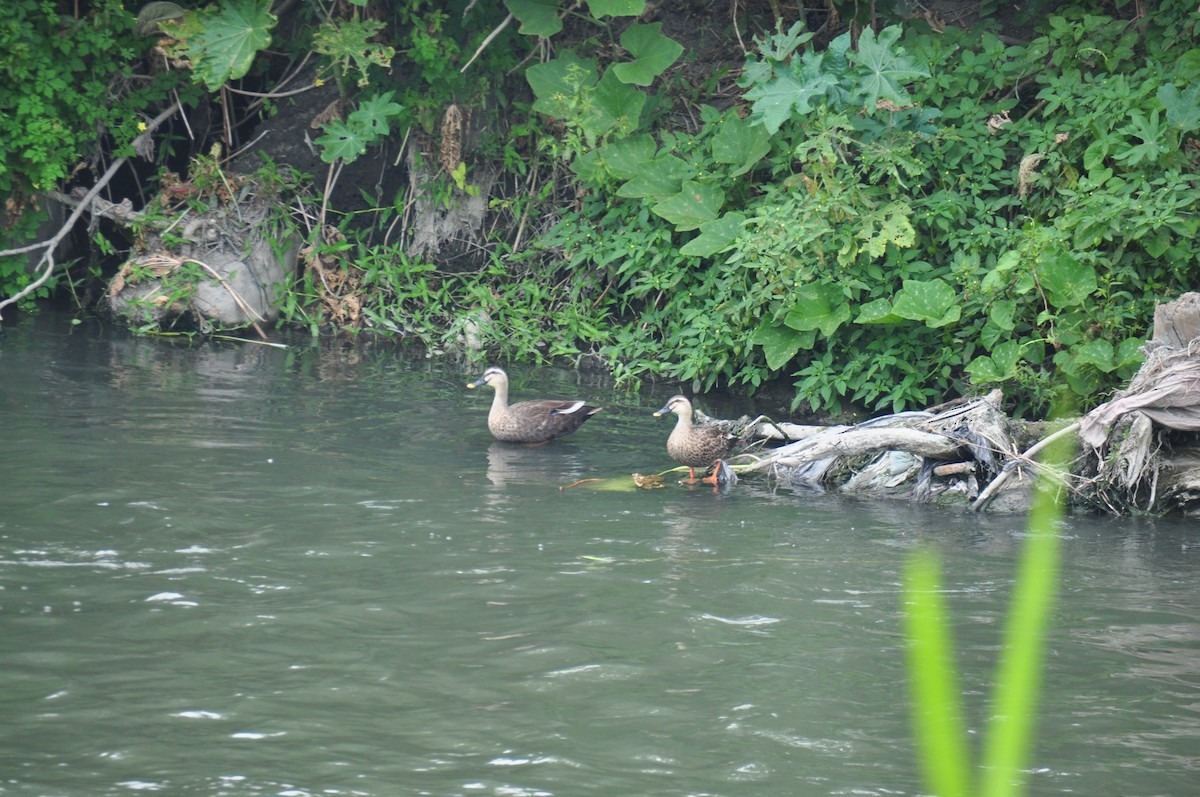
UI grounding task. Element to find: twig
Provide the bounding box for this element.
[461,13,513,73]
[185,257,269,340]
[0,101,182,321]
[970,421,1080,512]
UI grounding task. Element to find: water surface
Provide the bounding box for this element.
[2,313,1198,796]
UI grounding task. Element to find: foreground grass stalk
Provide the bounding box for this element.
[979,468,1066,797]
[904,551,971,797]
[905,430,1072,797]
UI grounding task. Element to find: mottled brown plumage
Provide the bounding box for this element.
[467,367,602,443]
[653,395,734,483]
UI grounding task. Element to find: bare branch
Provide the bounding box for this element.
[0,101,182,321]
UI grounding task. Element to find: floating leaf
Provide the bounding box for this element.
[611,23,683,86]
[651,180,724,231]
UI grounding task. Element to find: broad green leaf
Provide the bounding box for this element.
[569,147,604,182]
[981,300,1017,348]
[583,69,646,141]
[745,63,836,135]
[596,134,657,180]
[586,0,643,16]
[855,297,903,325]
[680,212,745,257]
[966,340,1022,384]
[891,279,960,328]
[175,0,276,91]
[1156,84,1200,132]
[527,53,598,120]
[504,0,562,37]
[751,322,813,371]
[616,153,695,199]
[784,283,851,338]
[989,299,1016,330]
[850,25,927,111]
[860,201,915,259]
[314,118,368,163]
[350,91,404,137]
[1116,337,1145,369]
[1072,339,1116,372]
[610,23,683,86]
[651,180,725,231]
[1037,251,1097,308]
[711,112,771,177]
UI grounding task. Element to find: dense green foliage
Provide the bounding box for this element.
[528,6,1200,417]
[0,0,188,297]
[4,1,1198,420]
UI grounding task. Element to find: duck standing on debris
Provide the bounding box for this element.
[467,366,602,444]
[653,395,735,484]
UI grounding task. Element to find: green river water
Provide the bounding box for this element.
[1,313,1197,796]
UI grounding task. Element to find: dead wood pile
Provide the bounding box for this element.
[726,294,1200,516]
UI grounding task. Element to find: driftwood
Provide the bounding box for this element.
[732,390,1029,509]
[1074,293,1200,514]
[725,294,1200,515]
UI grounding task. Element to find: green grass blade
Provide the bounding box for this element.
[980,435,1071,797]
[904,549,972,797]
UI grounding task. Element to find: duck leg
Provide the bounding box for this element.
[700,460,722,485]
[681,467,699,484]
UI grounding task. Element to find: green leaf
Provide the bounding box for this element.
[585,0,644,15]
[1156,84,1200,132]
[855,297,903,325]
[751,322,813,371]
[966,340,1022,384]
[1072,339,1116,372]
[784,283,851,338]
[350,91,404,137]
[1037,251,1097,308]
[711,112,771,177]
[596,134,657,180]
[744,61,835,135]
[527,52,598,120]
[1115,337,1145,369]
[610,23,683,86]
[651,180,725,231]
[177,0,276,91]
[891,279,961,328]
[680,212,746,257]
[504,0,562,37]
[850,25,927,111]
[314,118,368,163]
[616,153,694,199]
[584,68,646,140]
